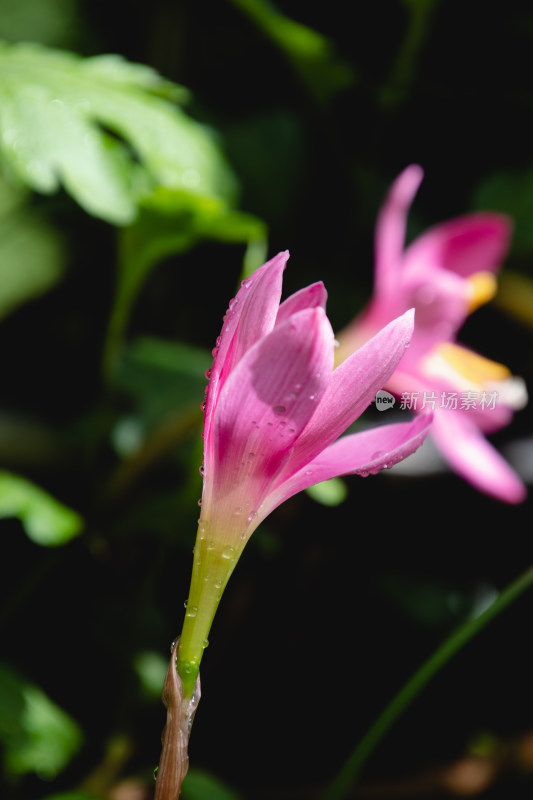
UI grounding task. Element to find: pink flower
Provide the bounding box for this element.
[176,250,432,695]
[336,165,528,504]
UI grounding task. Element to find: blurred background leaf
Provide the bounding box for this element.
[181,768,243,800]
[0,174,66,321]
[0,471,83,546]
[0,661,82,780]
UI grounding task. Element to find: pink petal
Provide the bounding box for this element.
[430,410,527,503]
[403,213,512,279]
[374,164,424,298]
[280,309,415,478]
[276,282,327,325]
[205,307,335,519]
[205,251,289,440]
[262,414,433,517]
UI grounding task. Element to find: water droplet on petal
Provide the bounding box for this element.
[153,766,159,781]
[222,545,235,560]
[241,278,253,289]
[371,450,386,460]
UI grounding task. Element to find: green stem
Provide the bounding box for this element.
[176,526,241,698]
[322,564,533,800]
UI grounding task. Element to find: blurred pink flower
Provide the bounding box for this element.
[176,250,431,694]
[336,165,527,504]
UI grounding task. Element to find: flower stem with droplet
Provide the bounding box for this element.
[177,523,241,698]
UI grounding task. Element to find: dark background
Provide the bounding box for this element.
[1,2,533,799]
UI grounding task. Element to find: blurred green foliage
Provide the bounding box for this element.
[0,1,531,799]
[0,662,82,779]
[0,471,83,546]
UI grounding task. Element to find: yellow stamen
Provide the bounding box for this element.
[468,271,497,313]
[437,342,510,384]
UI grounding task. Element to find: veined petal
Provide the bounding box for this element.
[430,410,527,503]
[403,213,512,280]
[276,281,327,325]
[204,307,334,524]
[262,415,432,517]
[375,164,424,297]
[279,309,415,478]
[205,251,288,443]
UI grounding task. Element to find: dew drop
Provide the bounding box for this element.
[197,498,202,506]
[233,507,242,516]
[241,278,253,288]
[371,450,386,460]
[204,368,211,379]
[199,465,205,476]
[186,605,198,618]
[202,639,209,649]
[222,545,235,560]
[200,401,206,411]
[153,766,159,781]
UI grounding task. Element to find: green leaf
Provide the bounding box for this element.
[0,41,238,225]
[230,0,355,104]
[0,471,83,546]
[306,477,348,506]
[41,795,101,800]
[472,165,533,253]
[0,174,66,320]
[115,336,211,429]
[0,661,83,779]
[133,651,168,699]
[0,0,79,48]
[181,768,243,800]
[103,188,267,379]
